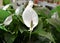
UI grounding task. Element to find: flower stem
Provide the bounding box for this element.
[29,28,32,43]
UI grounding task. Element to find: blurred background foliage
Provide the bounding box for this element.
[0,0,60,43]
[3,0,11,5]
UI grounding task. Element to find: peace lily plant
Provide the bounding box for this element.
[0,0,38,41]
[1,0,60,43]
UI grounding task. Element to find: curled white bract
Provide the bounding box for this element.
[3,15,13,26]
[2,4,11,10]
[51,12,59,19]
[15,5,24,15]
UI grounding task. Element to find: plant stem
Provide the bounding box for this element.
[29,28,32,43]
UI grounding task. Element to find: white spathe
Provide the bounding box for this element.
[15,5,24,15]
[51,12,59,19]
[22,1,38,31]
[2,4,11,10]
[3,15,13,26]
[15,7,21,15]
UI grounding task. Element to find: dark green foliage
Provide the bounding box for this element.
[0,9,10,23]
[3,0,11,5]
[1,1,60,43]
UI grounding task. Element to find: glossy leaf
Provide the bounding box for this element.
[0,9,10,23]
[33,19,55,43]
[0,25,7,31]
[46,18,60,32]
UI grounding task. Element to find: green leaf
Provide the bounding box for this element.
[33,19,55,43]
[34,7,51,18]
[0,9,10,23]
[34,29,55,43]
[16,15,28,33]
[0,25,7,31]
[19,26,27,33]
[18,19,28,33]
[3,0,11,5]
[4,33,16,43]
[46,18,60,32]
[51,5,60,17]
